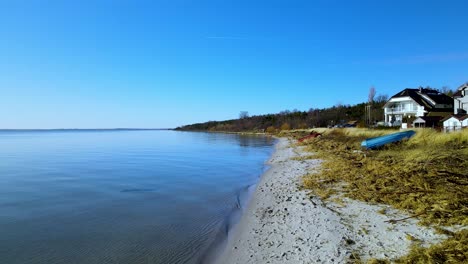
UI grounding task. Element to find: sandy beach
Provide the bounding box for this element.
[216,137,444,263]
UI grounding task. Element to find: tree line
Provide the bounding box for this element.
[175,96,388,132]
[175,84,460,132]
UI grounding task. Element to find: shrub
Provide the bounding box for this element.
[266,126,276,133]
[280,122,291,130]
[298,122,309,129]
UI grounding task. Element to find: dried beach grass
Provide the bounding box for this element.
[293,128,468,262]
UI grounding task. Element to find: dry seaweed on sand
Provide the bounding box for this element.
[300,128,468,226]
[395,229,468,263]
[289,128,467,262]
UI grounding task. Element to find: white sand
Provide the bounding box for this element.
[215,138,444,263]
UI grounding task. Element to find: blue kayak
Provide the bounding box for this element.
[361,130,416,149]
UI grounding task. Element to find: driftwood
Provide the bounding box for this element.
[384,212,426,224]
[298,132,322,142]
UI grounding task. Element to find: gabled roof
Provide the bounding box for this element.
[441,114,468,122]
[453,90,463,97]
[454,83,467,98]
[386,88,453,110]
[457,83,468,91]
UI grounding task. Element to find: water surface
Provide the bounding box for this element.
[0,130,275,264]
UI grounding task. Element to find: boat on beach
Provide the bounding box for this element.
[361,130,416,149]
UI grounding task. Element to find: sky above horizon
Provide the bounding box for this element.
[1,0,467,129]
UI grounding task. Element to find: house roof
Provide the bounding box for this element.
[441,114,468,122]
[413,116,443,123]
[457,83,468,91]
[387,88,453,110]
[454,83,467,98]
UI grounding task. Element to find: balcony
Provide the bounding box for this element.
[385,108,418,115]
[385,102,419,115]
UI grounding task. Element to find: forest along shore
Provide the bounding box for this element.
[216,138,444,264]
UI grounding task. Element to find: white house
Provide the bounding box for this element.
[441,83,468,132]
[442,115,468,132]
[453,83,468,115]
[383,88,453,127]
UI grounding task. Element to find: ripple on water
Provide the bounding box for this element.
[0,130,275,264]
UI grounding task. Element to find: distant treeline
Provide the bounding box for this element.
[175,97,388,132]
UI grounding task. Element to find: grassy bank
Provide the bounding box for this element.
[286,128,467,263]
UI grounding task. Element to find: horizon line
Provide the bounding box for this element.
[0,128,175,131]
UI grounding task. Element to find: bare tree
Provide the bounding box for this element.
[440,86,454,96]
[368,86,376,103]
[239,111,249,119]
[375,94,389,104]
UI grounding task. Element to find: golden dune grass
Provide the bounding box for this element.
[284,128,467,263]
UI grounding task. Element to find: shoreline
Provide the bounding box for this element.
[215,137,444,263]
[201,139,277,264]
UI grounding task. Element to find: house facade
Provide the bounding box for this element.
[442,115,468,132]
[453,83,468,115]
[441,83,468,132]
[383,88,453,127]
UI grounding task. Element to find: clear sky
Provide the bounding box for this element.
[1,0,467,129]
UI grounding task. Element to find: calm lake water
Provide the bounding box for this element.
[0,130,275,264]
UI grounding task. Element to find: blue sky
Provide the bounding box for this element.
[1,0,467,128]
